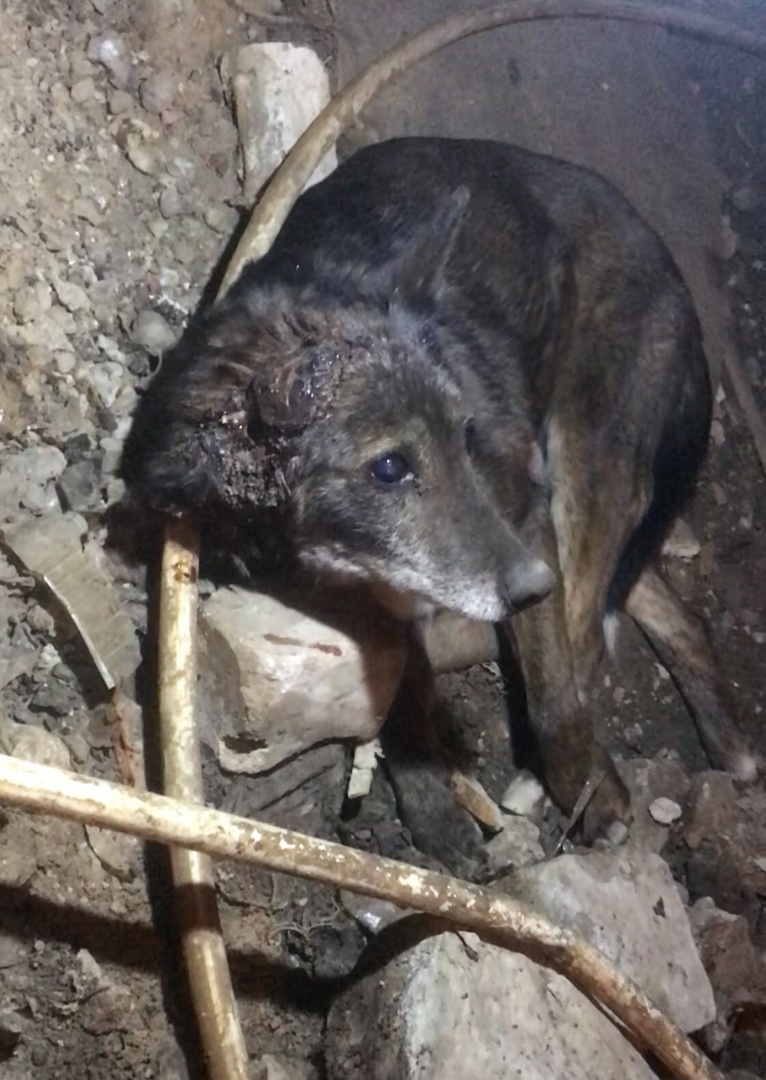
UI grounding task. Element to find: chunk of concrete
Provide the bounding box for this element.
[326,923,657,1080]
[198,586,406,773]
[507,849,715,1034]
[232,42,336,202]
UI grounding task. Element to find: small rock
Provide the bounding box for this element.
[140,71,176,114]
[13,281,52,324]
[0,819,37,888]
[0,646,40,691]
[0,445,67,519]
[107,88,134,115]
[53,279,91,314]
[203,205,238,235]
[0,933,26,969]
[10,726,71,769]
[158,185,184,218]
[86,825,140,881]
[54,351,77,374]
[124,133,160,176]
[25,605,55,635]
[485,814,544,873]
[254,1054,316,1080]
[340,890,413,936]
[70,77,98,104]
[88,33,131,89]
[72,196,103,226]
[131,310,176,355]
[0,1009,23,1056]
[648,796,682,825]
[79,984,134,1035]
[500,770,547,820]
[85,360,125,408]
[57,457,104,513]
[65,732,91,765]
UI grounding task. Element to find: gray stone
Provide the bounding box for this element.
[140,71,177,114]
[507,849,715,1034]
[689,897,766,1054]
[232,42,336,202]
[199,586,406,774]
[57,457,103,513]
[130,309,176,355]
[327,925,657,1079]
[0,445,67,519]
[9,725,71,769]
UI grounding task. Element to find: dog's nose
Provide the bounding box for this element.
[500,556,555,613]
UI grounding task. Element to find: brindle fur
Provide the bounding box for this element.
[122,137,757,841]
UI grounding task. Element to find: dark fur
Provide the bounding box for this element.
[122,137,756,838]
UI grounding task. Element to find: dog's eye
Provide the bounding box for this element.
[463,418,477,455]
[369,452,413,484]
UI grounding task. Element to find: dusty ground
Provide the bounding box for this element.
[0,0,765,1077]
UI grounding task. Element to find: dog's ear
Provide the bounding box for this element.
[247,344,346,433]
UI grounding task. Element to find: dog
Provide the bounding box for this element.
[122,136,757,842]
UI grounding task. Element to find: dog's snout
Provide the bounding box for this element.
[501,555,555,614]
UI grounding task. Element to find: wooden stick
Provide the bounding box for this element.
[159,520,250,1079]
[0,753,724,1080]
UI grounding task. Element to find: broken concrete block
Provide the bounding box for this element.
[507,849,715,1034]
[198,586,406,773]
[326,923,657,1079]
[232,42,336,201]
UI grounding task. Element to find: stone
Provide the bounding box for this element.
[327,924,657,1080]
[0,816,38,888]
[130,309,176,355]
[53,278,91,314]
[689,897,766,1054]
[684,771,766,909]
[232,42,336,202]
[485,813,544,873]
[199,586,406,774]
[0,445,67,520]
[57,457,104,513]
[140,71,177,114]
[507,849,715,1034]
[10,726,71,769]
[648,796,682,825]
[85,825,140,882]
[499,769,547,821]
[158,185,184,218]
[619,754,691,855]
